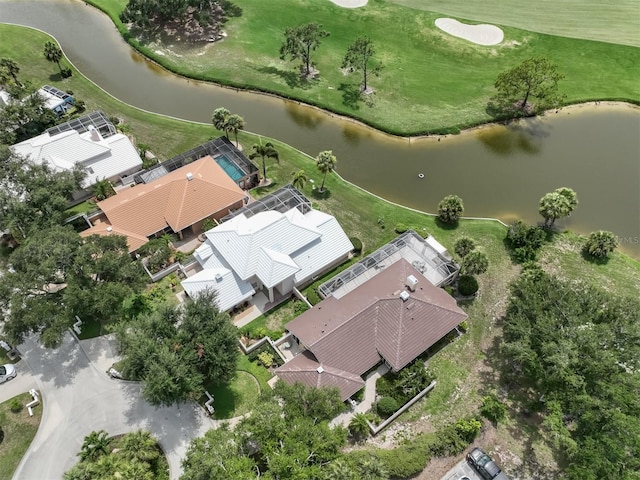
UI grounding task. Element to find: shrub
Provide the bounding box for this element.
[507,220,546,263]
[394,223,409,234]
[461,251,489,275]
[374,440,430,478]
[201,218,216,233]
[61,67,73,78]
[349,237,362,255]
[9,398,23,413]
[459,320,469,331]
[352,387,365,402]
[376,396,399,417]
[427,424,468,457]
[443,285,455,296]
[257,351,274,368]
[513,245,538,263]
[454,236,476,258]
[293,301,309,316]
[458,275,479,296]
[583,230,618,258]
[455,417,482,442]
[480,394,507,423]
[306,288,321,305]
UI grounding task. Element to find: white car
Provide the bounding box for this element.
[0,363,17,384]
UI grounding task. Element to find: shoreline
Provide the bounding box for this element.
[75,0,640,139]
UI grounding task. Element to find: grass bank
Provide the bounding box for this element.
[83,0,640,136]
[0,393,42,480]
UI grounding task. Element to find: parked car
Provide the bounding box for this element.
[0,363,17,384]
[467,447,510,480]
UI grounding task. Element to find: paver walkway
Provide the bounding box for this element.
[13,333,216,480]
[330,363,388,428]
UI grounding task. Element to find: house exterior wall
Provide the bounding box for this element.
[189,198,245,235]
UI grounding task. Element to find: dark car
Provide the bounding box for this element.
[466,447,510,480]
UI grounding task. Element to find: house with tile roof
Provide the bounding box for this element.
[12,124,142,191]
[81,155,249,252]
[276,234,466,401]
[181,191,353,312]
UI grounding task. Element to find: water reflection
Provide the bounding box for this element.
[477,120,548,156]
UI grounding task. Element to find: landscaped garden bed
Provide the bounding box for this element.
[374,361,435,419]
[0,393,42,480]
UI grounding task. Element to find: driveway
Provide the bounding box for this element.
[0,361,38,404]
[13,333,216,480]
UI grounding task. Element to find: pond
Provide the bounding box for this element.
[1,0,638,257]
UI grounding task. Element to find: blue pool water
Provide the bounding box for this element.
[215,155,244,182]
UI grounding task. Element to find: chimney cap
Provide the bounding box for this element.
[106,226,113,232]
[316,366,324,374]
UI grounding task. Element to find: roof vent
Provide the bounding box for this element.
[186,172,193,181]
[399,291,410,302]
[106,226,113,232]
[316,367,324,374]
[406,275,419,291]
[215,273,223,281]
[88,125,101,142]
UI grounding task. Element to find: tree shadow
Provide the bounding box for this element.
[337,83,363,110]
[48,72,63,82]
[311,188,332,200]
[580,249,611,265]
[434,218,460,231]
[255,66,309,89]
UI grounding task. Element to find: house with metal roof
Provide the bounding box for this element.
[181,189,353,312]
[81,155,249,252]
[12,124,142,190]
[275,235,466,401]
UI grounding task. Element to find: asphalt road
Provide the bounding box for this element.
[10,333,217,480]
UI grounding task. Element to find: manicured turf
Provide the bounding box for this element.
[203,370,261,419]
[0,393,42,480]
[85,0,639,135]
[390,0,640,47]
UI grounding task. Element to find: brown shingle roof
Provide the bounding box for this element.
[83,156,247,251]
[285,258,467,376]
[275,351,365,401]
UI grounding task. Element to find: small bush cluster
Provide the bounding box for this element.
[293,301,309,316]
[480,394,507,423]
[247,343,284,367]
[457,274,479,296]
[61,67,73,78]
[306,288,321,305]
[507,220,546,263]
[394,223,409,234]
[375,396,399,417]
[375,361,435,407]
[9,398,23,413]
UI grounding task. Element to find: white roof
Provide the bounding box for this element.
[185,207,353,308]
[12,127,142,188]
[425,235,448,254]
[205,209,321,281]
[182,268,255,312]
[291,209,354,284]
[38,88,68,110]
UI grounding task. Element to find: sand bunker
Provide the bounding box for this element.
[329,0,368,8]
[435,18,504,46]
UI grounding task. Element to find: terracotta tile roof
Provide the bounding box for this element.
[285,258,467,377]
[275,351,365,401]
[86,156,247,251]
[80,223,149,252]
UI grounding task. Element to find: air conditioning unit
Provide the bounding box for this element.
[186,172,193,181]
[406,274,419,291]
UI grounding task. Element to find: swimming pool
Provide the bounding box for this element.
[215,155,245,182]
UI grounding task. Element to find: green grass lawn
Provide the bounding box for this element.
[0,393,42,480]
[85,0,639,135]
[203,370,261,419]
[237,355,272,391]
[65,200,99,217]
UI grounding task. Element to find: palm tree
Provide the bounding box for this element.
[226,114,245,147]
[120,430,160,466]
[348,412,371,442]
[249,142,279,182]
[93,178,115,201]
[291,169,308,190]
[79,430,111,462]
[315,150,337,193]
[211,107,230,135]
[43,41,63,74]
[0,58,21,86]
